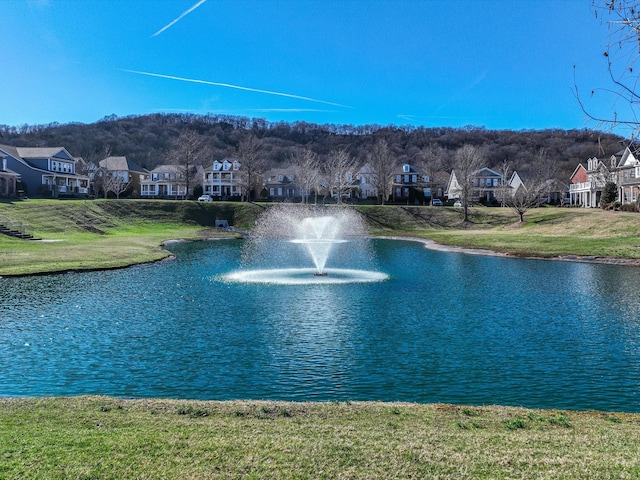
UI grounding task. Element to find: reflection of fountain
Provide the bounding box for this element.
[222,205,388,285]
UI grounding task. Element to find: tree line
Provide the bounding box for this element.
[0,113,626,180]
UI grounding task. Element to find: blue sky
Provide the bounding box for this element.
[1,0,626,133]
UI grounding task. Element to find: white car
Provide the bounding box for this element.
[197,195,213,202]
[453,200,462,207]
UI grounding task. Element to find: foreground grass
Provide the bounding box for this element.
[1,397,639,479]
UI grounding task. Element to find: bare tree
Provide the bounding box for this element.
[290,148,321,204]
[367,139,396,205]
[166,130,210,199]
[506,149,559,222]
[237,136,264,202]
[324,148,358,205]
[452,144,484,222]
[418,143,445,203]
[496,159,512,207]
[101,170,130,199]
[575,0,640,136]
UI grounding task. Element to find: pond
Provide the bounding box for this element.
[2,238,640,412]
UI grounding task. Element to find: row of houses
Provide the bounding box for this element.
[568,146,640,207]
[2,143,639,207]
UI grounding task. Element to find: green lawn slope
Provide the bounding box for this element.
[2,200,640,276]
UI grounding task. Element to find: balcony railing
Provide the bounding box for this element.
[569,182,592,191]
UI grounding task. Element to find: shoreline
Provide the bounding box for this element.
[380,235,640,267]
[3,233,640,279]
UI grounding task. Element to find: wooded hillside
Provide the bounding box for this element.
[0,113,626,178]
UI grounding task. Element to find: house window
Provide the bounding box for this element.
[411,174,417,183]
[269,188,275,196]
[278,174,284,181]
[396,175,401,182]
[223,162,230,171]
[152,173,158,181]
[404,174,410,183]
[403,164,410,173]
[214,162,221,171]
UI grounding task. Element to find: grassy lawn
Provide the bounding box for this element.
[0,199,259,276]
[357,205,640,260]
[3,200,640,276]
[1,397,639,479]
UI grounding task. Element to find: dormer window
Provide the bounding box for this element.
[213,162,221,171]
[278,174,284,181]
[403,164,410,173]
[223,162,230,171]
[233,161,240,171]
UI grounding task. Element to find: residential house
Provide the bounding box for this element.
[202,159,243,200]
[392,164,424,203]
[0,145,89,198]
[97,156,149,197]
[422,170,450,203]
[140,164,199,199]
[354,163,377,200]
[508,171,568,205]
[568,156,614,207]
[614,147,640,205]
[263,168,300,201]
[446,167,504,204]
[0,156,20,198]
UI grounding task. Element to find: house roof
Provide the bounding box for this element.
[616,147,639,168]
[99,156,148,173]
[15,147,73,160]
[262,168,295,184]
[569,163,587,183]
[473,167,501,177]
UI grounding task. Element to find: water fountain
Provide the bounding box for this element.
[222,205,388,285]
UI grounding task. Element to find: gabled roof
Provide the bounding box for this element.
[473,167,501,177]
[0,145,22,161]
[262,168,295,184]
[99,156,148,173]
[617,146,640,168]
[16,147,74,161]
[569,163,587,183]
[148,164,182,174]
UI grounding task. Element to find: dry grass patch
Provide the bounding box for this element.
[1,397,640,479]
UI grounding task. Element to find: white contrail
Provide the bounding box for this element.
[119,69,351,108]
[152,0,207,37]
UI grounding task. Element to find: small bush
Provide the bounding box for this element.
[620,203,638,212]
[505,418,527,430]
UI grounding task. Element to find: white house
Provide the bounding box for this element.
[614,147,640,205]
[202,159,243,199]
[140,164,196,198]
[568,156,614,207]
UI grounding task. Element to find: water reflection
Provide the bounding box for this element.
[1,239,640,412]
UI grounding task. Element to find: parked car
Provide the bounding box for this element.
[197,194,213,202]
[431,198,443,206]
[453,200,462,207]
